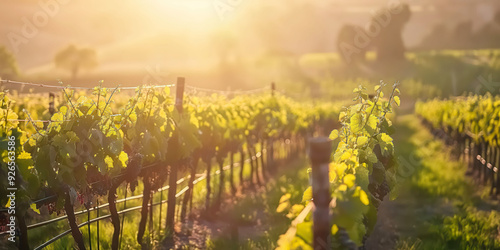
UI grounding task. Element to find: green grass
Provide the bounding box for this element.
[206,157,311,250]
[392,114,500,250]
[282,49,500,104]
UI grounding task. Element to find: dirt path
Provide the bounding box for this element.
[161,158,311,249]
[163,114,500,249]
[365,188,456,250]
[366,114,499,250]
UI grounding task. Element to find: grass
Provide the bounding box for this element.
[206,157,311,249]
[391,114,500,250]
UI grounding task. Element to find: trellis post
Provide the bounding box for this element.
[166,77,185,233]
[309,137,331,250]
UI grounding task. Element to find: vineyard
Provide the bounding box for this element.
[410,96,500,249]
[6,1,500,249]
[416,95,500,196]
[0,76,407,249]
[3,74,500,250]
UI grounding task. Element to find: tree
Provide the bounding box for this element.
[0,46,19,79]
[337,24,367,64]
[418,23,449,50]
[54,45,97,80]
[371,4,411,64]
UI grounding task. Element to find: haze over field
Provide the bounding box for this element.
[1,0,500,89]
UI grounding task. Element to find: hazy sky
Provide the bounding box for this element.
[1,0,499,75]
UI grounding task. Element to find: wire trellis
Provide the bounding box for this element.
[0,77,280,249]
[2,79,274,125]
[0,79,175,91]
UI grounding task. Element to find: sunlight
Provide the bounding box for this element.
[139,0,220,32]
[5,1,500,250]
[166,0,213,10]
[150,0,214,18]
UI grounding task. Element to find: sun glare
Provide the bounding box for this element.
[140,0,219,31]
[169,0,213,10]
[152,0,214,18]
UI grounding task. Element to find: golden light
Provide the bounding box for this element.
[147,0,216,20]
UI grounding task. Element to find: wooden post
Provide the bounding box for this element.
[268,138,274,173]
[496,147,500,195]
[267,82,276,170]
[474,143,480,180]
[149,191,154,241]
[97,200,100,250]
[166,77,185,233]
[87,201,92,250]
[17,214,29,250]
[239,148,245,185]
[159,185,163,229]
[229,152,235,195]
[269,81,275,172]
[260,140,266,177]
[175,77,185,112]
[490,146,497,195]
[46,92,56,130]
[309,137,331,250]
[49,92,55,116]
[483,143,487,184]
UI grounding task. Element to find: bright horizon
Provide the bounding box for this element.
[1,0,500,88]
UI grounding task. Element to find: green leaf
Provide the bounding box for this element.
[343,174,356,188]
[331,224,339,235]
[380,119,395,135]
[365,204,378,235]
[277,193,291,213]
[295,221,313,245]
[356,136,368,146]
[109,140,123,155]
[302,187,312,202]
[372,163,386,184]
[366,114,378,131]
[118,151,128,167]
[346,220,367,246]
[366,149,378,163]
[359,189,369,206]
[340,151,352,161]
[393,96,401,106]
[355,167,369,190]
[30,203,41,214]
[286,204,305,219]
[329,129,339,140]
[379,133,393,143]
[279,193,291,204]
[336,163,348,177]
[66,131,79,142]
[350,113,363,133]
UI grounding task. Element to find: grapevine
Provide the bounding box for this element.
[277,81,401,249]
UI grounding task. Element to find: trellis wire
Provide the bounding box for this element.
[0,79,279,248]
[1,79,269,95]
[0,79,174,90]
[3,153,261,249]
